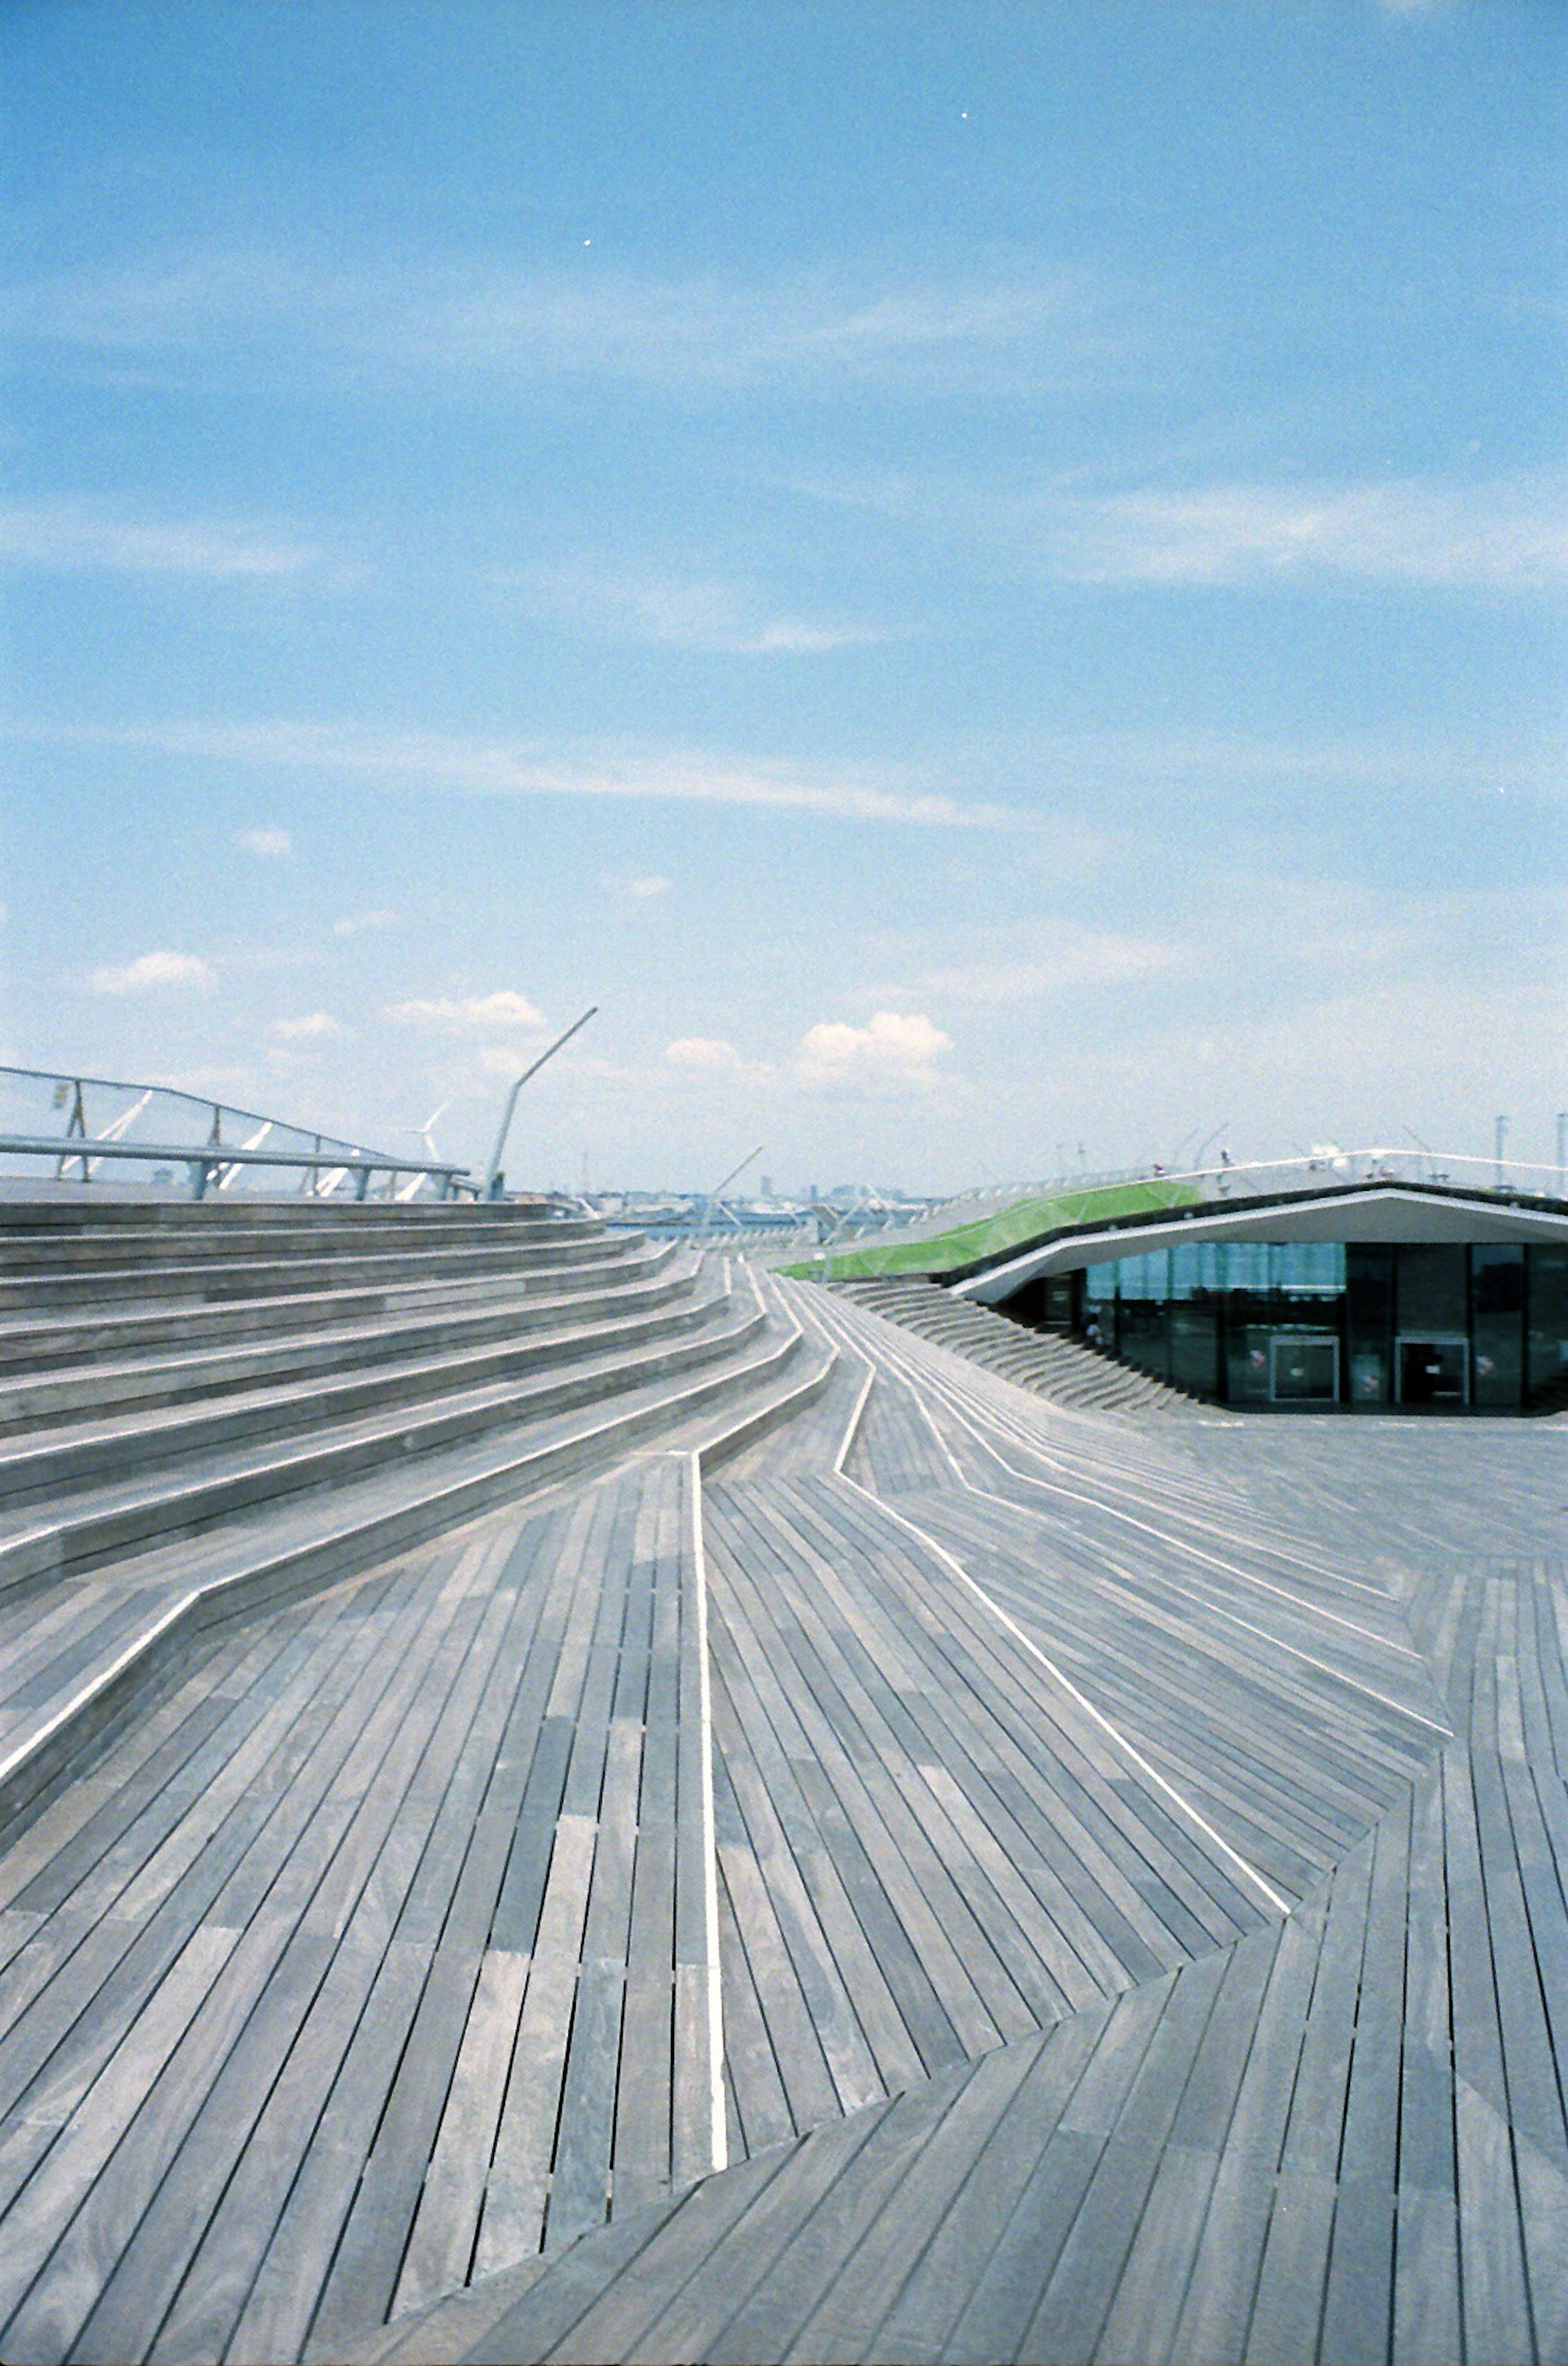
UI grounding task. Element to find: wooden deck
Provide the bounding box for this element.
[0,1265,1562,2362]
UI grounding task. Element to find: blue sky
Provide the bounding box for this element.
[2,0,1563,1192]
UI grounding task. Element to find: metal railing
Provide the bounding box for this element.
[787,1143,1568,1277]
[0,1067,471,1201]
[904,1143,1568,1232]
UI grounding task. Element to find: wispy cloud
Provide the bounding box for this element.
[2,246,1111,399]
[663,1036,768,1084]
[385,989,547,1033]
[237,825,292,858]
[332,907,398,936]
[1050,471,1568,590]
[0,498,330,581]
[891,926,1187,1004]
[90,949,214,993]
[963,724,1566,805]
[14,717,1023,828]
[794,461,1568,595]
[503,563,887,655]
[271,1010,346,1041]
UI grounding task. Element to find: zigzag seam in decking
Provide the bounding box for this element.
[0,1210,1560,2363]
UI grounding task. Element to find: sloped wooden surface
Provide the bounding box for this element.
[0,1270,1561,2363]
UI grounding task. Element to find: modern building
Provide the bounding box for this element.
[951,1173,1568,1412]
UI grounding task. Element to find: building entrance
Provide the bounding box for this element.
[1269,1335,1339,1404]
[1396,1337,1468,1407]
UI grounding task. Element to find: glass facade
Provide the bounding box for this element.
[1055,1239,1568,1411]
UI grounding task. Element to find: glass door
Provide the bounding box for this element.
[1269,1335,1339,1404]
[1395,1337,1468,1406]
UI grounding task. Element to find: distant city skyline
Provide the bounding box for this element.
[3,0,1564,1190]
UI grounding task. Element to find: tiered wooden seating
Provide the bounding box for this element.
[834,1274,1217,1413]
[0,1235,1561,2365]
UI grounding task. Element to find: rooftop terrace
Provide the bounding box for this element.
[0,1199,1561,2363]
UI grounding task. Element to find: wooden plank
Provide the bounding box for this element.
[1318,1787,1410,2366]
[0,1920,239,2338]
[547,1954,627,2248]
[1093,1923,1279,2364]
[187,1936,435,2366]
[866,2003,1112,2364]
[706,1552,957,2090]
[710,1842,794,2157]
[485,2149,795,2366]
[797,1473,1269,1954]
[1018,1947,1228,2364]
[186,1519,571,2360]
[1394,1759,1461,2364]
[714,1829,843,2134]
[776,2033,1043,2360]
[474,1810,599,2277]
[940,1974,1175,2364]
[391,1944,529,2318]
[75,1548,512,2359]
[1166,1902,1325,2366]
[710,1492,1023,2054]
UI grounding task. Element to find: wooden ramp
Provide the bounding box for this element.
[0,1257,1562,2363]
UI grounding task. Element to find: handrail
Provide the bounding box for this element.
[0,1134,468,1201]
[0,1065,471,1201]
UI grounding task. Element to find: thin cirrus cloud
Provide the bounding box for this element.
[503,565,889,655]
[4,246,1109,398]
[236,826,292,858]
[793,462,1568,595]
[270,1011,346,1041]
[89,949,215,994]
[0,498,329,581]
[1048,470,1568,592]
[13,717,1022,829]
[384,990,547,1033]
[891,927,1187,1004]
[332,908,398,936]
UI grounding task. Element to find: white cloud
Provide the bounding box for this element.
[626,874,671,900]
[271,1011,346,1041]
[795,1010,951,1091]
[384,989,547,1032]
[508,565,886,655]
[1050,471,1568,592]
[3,248,1106,400]
[792,461,1568,597]
[237,825,292,858]
[15,717,1021,828]
[332,907,397,935]
[90,949,214,994]
[894,926,1186,1003]
[664,1036,748,1072]
[0,499,325,580]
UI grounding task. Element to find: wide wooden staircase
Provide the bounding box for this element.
[832,1274,1219,1414]
[0,1196,823,1830]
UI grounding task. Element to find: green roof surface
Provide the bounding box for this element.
[781,1176,1201,1281]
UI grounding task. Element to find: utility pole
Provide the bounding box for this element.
[483,1007,598,1199]
[702,1144,765,1238]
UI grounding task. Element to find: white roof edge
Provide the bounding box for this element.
[953,1184,1568,1303]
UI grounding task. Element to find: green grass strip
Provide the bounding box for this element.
[779,1176,1201,1281]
